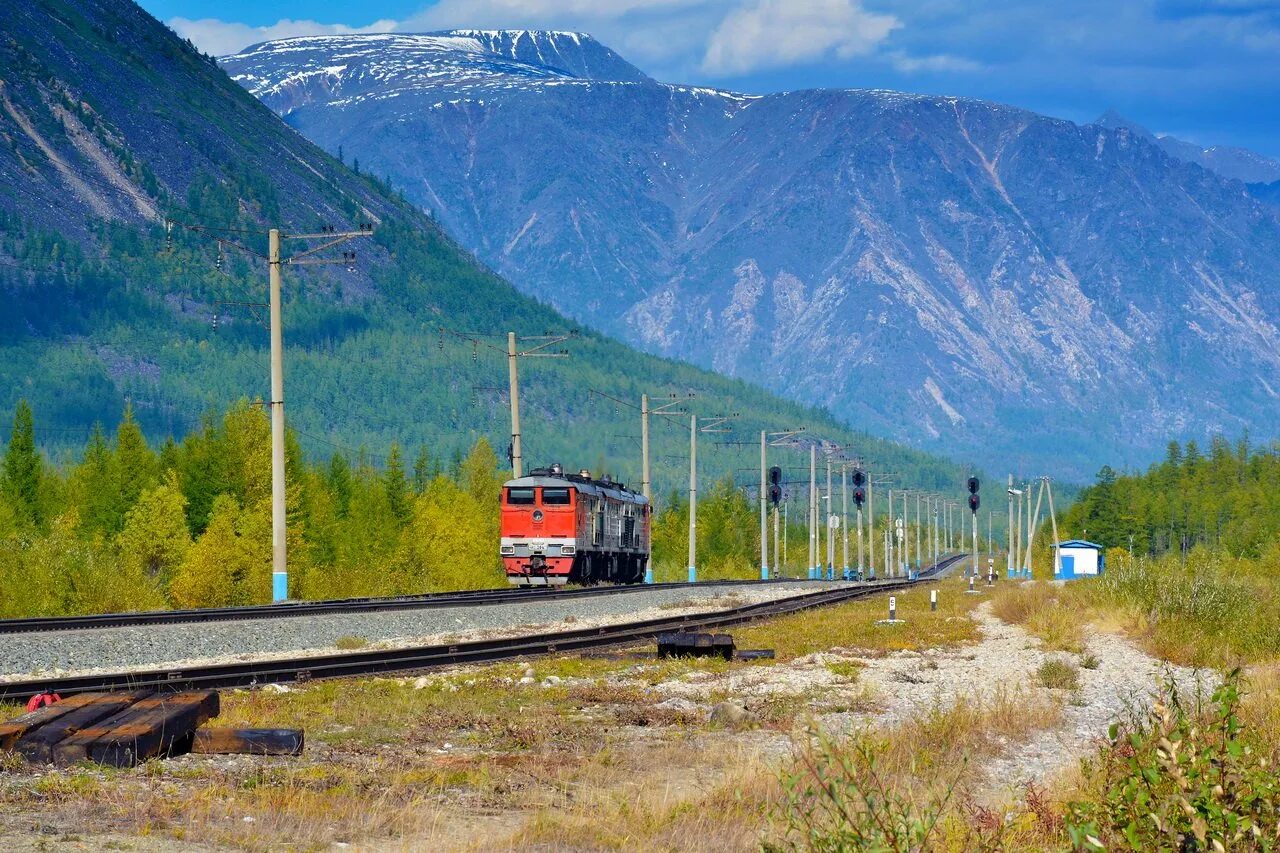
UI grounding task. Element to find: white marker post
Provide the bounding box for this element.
[889,595,897,621]
[930,589,937,612]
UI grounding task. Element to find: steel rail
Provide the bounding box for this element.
[0,555,965,701]
[0,577,820,635]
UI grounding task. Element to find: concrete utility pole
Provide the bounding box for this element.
[179,219,373,604]
[268,229,285,602]
[841,465,849,577]
[686,412,731,582]
[760,431,768,581]
[506,333,523,478]
[826,458,834,579]
[505,332,573,480]
[251,222,370,602]
[1007,475,1016,578]
[916,492,923,570]
[902,491,909,576]
[808,445,817,579]
[640,393,686,502]
[866,472,874,577]
[1026,479,1045,577]
[688,415,697,583]
[1045,477,1062,577]
[887,487,895,577]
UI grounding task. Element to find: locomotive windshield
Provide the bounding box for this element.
[542,488,571,505]
[506,487,536,504]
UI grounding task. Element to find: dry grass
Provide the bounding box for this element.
[733,576,983,660]
[767,687,1065,850]
[991,581,1089,652]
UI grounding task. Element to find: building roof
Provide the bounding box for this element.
[1052,539,1104,550]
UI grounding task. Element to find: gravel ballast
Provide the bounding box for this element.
[0,581,856,680]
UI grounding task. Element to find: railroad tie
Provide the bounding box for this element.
[53,690,220,768]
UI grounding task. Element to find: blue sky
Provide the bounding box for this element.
[139,0,1280,160]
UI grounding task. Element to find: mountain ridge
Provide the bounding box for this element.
[222,32,1280,477]
[0,1,968,497]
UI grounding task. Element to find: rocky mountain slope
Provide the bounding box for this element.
[223,32,1280,475]
[0,2,965,496]
[1094,110,1280,186]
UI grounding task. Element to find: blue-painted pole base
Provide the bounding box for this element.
[645,567,654,584]
[688,566,697,583]
[761,565,769,581]
[827,567,834,580]
[272,571,288,602]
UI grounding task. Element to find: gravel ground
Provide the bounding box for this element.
[0,581,854,680]
[647,598,1206,792]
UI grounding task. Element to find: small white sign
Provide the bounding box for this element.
[828,515,840,529]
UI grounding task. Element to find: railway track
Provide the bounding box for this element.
[0,577,819,634]
[0,554,965,701]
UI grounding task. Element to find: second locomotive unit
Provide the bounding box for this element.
[500,463,651,586]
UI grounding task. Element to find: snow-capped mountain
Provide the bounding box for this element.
[223,32,1280,477]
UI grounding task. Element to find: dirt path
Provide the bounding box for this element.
[822,600,1203,798]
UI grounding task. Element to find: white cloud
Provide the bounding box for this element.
[701,0,899,76]
[168,16,398,58]
[889,51,983,74]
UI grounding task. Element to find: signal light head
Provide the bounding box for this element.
[967,476,980,494]
[968,494,980,512]
[769,465,782,485]
[852,470,865,487]
[853,487,865,507]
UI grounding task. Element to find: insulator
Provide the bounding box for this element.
[212,313,219,330]
[472,342,478,362]
[215,242,223,271]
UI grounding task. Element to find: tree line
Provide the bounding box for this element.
[1062,435,1280,558]
[0,400,782,617]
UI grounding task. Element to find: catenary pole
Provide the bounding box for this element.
[866,471,875,577]
[687,415,700,581]
[507,332,523,479]
[760,431,768,580]
[826,458,833,578]
[808,445,817,579]
[640,394,650,500]
[268,229,287,603]
[1046,477,1062,577]
[841,465,849,577]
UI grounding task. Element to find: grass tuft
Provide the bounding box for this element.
[1036,657,1081,691]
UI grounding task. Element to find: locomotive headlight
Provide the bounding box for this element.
[562,545,576,556]
[533,510,544,522]
[500,545,515,556]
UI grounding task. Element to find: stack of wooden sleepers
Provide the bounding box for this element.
[0,691,303,767]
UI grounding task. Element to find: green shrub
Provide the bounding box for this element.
[1037,657,1081,691]
[1066,671,1280,851]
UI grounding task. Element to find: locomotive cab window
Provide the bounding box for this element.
[542,488,571,505]
[506,487,536,505]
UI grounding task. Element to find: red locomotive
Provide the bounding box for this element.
[500,463,651,586]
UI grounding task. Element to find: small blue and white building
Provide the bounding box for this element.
[1051,540,1105,579]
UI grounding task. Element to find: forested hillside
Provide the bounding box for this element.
[0,0,970,504]
[1062,435,1280,558]
[0,399,871,616]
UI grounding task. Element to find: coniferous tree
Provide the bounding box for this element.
[3,400,42,525]
[385,442,410,525]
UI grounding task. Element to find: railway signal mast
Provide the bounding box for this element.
[852,467,866,576]
[967,477,981,577]
[760,429,803,580]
